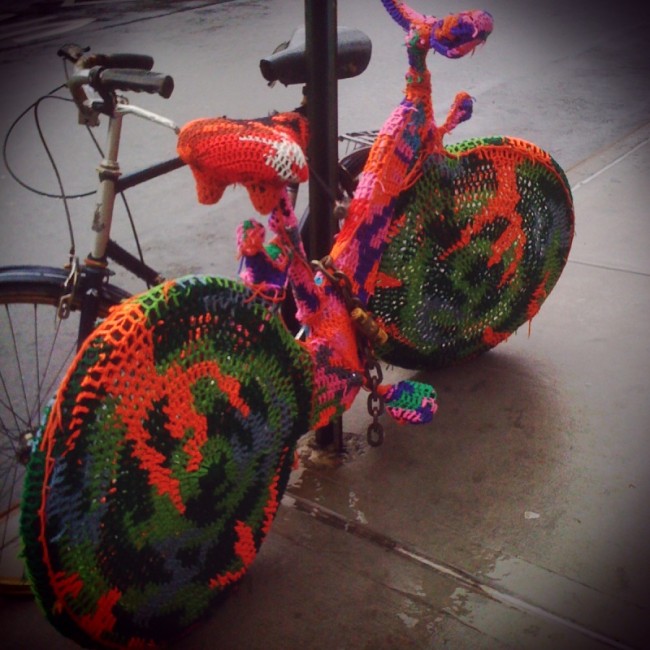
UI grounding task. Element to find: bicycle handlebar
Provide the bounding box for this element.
[58,43,154,71]
[89,67,174,98]
[84,53,155,71]
[60,43,172,124]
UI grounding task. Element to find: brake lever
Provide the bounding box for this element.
[57,43,90,64]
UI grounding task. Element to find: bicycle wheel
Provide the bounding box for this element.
[370,136,575,368]
[0,265,127,596]
[20,275,314,648]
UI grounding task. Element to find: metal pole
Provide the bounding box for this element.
[305,0,343,449]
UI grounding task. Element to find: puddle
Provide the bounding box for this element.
[348,490,368,525]
[293,430,369,470]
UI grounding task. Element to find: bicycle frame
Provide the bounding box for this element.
[14,2,577,648]
[65,105,367,349]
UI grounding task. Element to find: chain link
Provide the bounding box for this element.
[312,256,388,346]
[364,356,385,447]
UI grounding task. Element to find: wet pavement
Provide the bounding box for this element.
[1,1,649,648]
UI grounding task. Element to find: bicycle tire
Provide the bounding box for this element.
[370,137,575,368]
[0,265,128,596]
[313,140,573,371]
[20,275,314,648]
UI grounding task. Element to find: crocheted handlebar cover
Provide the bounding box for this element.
[20,276,313,649]
[381,1,493,59]
[370,137,574,369]
[177,111,309,215]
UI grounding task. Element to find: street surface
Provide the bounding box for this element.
[1,1,649,648]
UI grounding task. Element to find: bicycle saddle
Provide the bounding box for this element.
[260,26,372,86]
[177,111,309,214]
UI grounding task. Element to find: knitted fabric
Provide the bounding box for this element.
[332,5,572,369]
[237,191,366,430]
[20,275,313,649]
[380,1,493,59]
[177,111,309,215]
[369,137,574,369]
[330,8,494,306]
[379,380,438,424]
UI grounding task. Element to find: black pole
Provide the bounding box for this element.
[305,0,343,449]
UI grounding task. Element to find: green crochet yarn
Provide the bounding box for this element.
[21,275,313,649]
[371,136,574,369]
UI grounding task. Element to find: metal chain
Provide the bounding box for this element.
[364,355,385,447]
[311,255,358,311]
[312,256,388,346]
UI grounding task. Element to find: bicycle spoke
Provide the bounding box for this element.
[0,306,25,435]
[5,305,33,434]
[37,327,76,418]
[1,301,61,588]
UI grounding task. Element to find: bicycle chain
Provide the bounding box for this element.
[312,255,387,446]
[364,356,385,447]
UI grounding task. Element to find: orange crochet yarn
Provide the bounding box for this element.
[177,111,309,214]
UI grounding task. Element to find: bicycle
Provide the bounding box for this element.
[1,1,574,647]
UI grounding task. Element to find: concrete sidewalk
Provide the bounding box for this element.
[2,126,648,649]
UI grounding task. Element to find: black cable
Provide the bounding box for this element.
[2,92,95,200]
[32,93,76,252]
[4,81,148,270]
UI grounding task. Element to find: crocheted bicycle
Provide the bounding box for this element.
[18,1,573,647]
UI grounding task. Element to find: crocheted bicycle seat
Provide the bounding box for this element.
[20,275,313,648]
[177,111,309,214]
[370,136,574,369]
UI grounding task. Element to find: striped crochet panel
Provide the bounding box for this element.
[370,136,574,369]
[20,275,313,649]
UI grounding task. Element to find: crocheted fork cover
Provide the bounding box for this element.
[370,137,574,369]
[20,276,313,649]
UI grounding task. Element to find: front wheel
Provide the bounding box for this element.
[369,137,575,369]
[0,265,127,595]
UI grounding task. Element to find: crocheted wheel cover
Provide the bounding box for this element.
[20,275,313,649]
[370,137,574,369]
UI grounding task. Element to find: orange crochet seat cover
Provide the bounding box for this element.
[177,111,309,214]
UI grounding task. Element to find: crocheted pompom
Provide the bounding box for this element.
[21,275,314,649]
[177,112,309,214]
[379,380,438,424]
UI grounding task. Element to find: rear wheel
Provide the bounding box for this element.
[20,275,314,647]
[0,265,127,595]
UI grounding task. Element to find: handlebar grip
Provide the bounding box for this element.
[93,68,174,98]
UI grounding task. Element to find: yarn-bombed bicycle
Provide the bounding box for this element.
[11,1,573,647]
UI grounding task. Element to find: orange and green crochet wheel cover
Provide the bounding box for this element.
[371,136,574,369]
[20,275,313,649]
